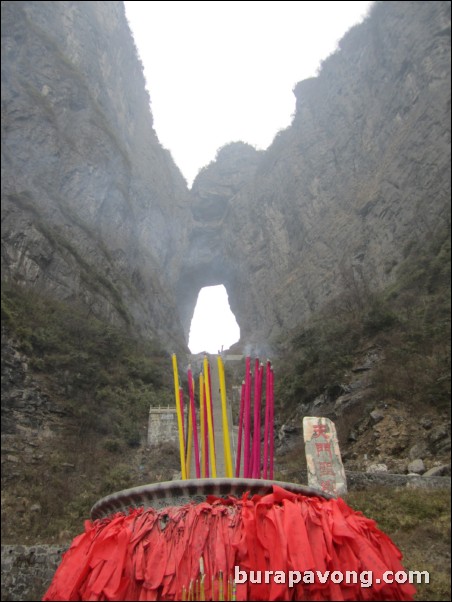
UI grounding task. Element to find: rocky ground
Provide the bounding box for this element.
[274,344,451,478]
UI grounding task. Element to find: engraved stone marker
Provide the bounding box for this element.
[303,416,347,495]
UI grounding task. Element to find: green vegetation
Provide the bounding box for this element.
[2,282,172,435]
[1,282,176,541]
[274,228,451,416]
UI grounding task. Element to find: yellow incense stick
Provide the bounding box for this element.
[200,575,205,602]
[199,373,206,478]
[172,354,187,480]
[203,356,217,477]
[217,356,233,477]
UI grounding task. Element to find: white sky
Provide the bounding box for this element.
[188,285,240,353]
[123,0,373,353]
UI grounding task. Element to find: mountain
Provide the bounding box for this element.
[2,1,450,353]
[184,0,451,349]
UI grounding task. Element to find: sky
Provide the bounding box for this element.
[123,0,374,353]
[187,285,240,353]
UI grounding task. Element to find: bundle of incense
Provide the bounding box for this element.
[171,354,273,480]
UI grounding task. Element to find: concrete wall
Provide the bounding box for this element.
[1,544,66,601]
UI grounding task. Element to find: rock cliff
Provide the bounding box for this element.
[183,0,451,348]
[2,0,451,352]
[177,142,263,340]
[1,0,191,349]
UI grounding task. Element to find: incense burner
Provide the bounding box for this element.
[46,478,415,601]
[90,477,331,519]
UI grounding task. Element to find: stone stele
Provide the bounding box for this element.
[303,416,347,496]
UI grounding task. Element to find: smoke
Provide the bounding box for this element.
[242,341,276,361]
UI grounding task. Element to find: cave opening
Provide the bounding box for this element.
[188,285,240,354]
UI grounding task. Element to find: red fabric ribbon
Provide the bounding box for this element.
[43,487,416,601]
